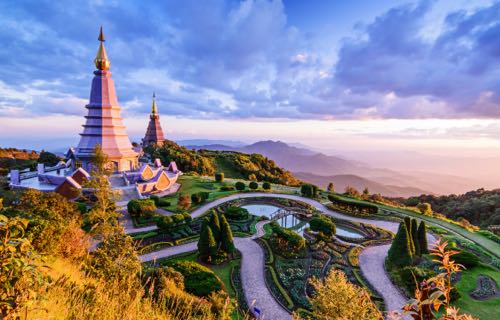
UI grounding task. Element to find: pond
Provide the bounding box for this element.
[241,204,364,239]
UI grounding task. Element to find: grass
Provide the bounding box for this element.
[331,193,500,259]
[453,263,500,319]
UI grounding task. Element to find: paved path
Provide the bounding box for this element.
[140,220,291,320]
[133,192,438,318]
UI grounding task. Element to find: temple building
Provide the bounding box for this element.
[9,27,181,200]
[142,93,165,146]
[70,27,139,172]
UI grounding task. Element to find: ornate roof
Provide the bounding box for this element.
[142,93,165,146]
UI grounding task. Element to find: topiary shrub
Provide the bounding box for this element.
[300,184,318,198]
[224,206,249,220]
[219,186,235,191]
[127,199,156,217]
[249,181,258,190]
[215,172,224,182]
[262,182,271,190]
[166,260,223,297]
[235,181,245,191]
[309,216,336,237]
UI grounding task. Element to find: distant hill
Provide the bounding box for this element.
[145,140,300,186]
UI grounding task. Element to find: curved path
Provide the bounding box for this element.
[138,192,437,319]
[141,220,291,320]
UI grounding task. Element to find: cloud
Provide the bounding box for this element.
[0,0,499,121]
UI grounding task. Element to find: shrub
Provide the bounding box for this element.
[453,250,480,268]
[127,199,156,217]
[215,172,224,182]
[387,222,413,269]
[235,181,245,191]
[150,195,159,205]
[262,182,271,190]
[270,222,305,253]
[75,202,87,214]
[224,206,249,220]
[417,202,432,215]
[300,184,317,198]
[249,181,258,190]
[177,194,191,210]
[219,186,235,191]
[191,192,210,205]
[167,261,223,297]
[309,216,336,237]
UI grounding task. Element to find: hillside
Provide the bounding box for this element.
[145,140,300,186]
[402,188,500,229]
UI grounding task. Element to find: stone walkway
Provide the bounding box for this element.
[140,220,291,320]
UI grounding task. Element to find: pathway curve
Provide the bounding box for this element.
[134,192,437,318]
[140,220,291,320]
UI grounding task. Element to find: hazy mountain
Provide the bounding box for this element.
[188,140,480,196]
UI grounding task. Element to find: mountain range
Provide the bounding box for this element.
[185,140,477,197]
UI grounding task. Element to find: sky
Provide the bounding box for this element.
[0,0,499,171]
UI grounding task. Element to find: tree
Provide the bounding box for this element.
[86,232,141,283]
[307,269,382,320]
[235,181,245,191]
[387,222,413,269]
[90,143,110,175]
[404,217,416,255]
[417,202,433,215]
[411,218,421,256]
[262,182,271,190]
[214,172,224,182]
[344,185,360,198]
[127,199,156,217]
[249,181,258,190]
[362,187,370,199]
[38,150,59,166]
[418,221,429,254]
[178,193,191,210]
[220,215,235,256]
[248,173,257,181]
[327,182,334,193]
[207,227,218,261]
[85,175,121,237]
[301,184,318,198]
[197,225,212,260]
[209,212,221,242]
[0,215,43,318]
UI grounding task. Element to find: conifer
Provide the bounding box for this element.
[418,220,429,254]
[207,227,217,261]
[404,216,415,255]
[220,214,235,255]
[411,219,421,256]
[387,222,413,268]
[197,224,212,260]
[209,211,221,242]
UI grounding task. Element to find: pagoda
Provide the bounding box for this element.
[73,27,138,172]
[142,93,165,146]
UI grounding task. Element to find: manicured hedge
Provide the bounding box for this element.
[166,260,223,297]
[262,182,271,190]
[150,195,170,207]
[270,222,305,252]
[309,215,336,236]
[224,206,249,220]
[220,186,235,191]
[265,266,294,310]
[235,181,246,191]
[215,172,224,182]
[191,192,209,205]
[249,181,259,190]
[453,250,480,268]
[328,194,378,214]
[157,212,192,230]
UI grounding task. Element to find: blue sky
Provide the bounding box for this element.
[0,0,499,159]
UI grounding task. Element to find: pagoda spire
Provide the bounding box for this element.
[94,26,110,70]
[151,92,159,117]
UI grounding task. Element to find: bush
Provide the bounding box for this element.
[167,261,223,297]
[127,199,156,217]
[453,250,480,268]
[249,181,258,190]
[191,192,210,205]
[300,184,318,198]
[157,213,191,231]
[235,181,245,191]
[215,172,224,182]
[219,186,235,191]
[309,216,336,237]
[270,222,305,253]
[262,182,271,190]
[224,206,249,220]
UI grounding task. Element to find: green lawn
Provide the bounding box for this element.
[453,264,500,319]
[329,193,500,259]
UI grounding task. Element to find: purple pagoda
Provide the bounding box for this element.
[72,27,138,172]
[142,93,165,146]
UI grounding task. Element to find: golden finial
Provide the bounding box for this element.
[151,92,158,115]
[94,26,110,70]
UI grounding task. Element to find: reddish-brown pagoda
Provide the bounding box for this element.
[142,93,165,146]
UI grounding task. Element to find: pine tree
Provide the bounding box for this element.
[197,224,212,260]
[209,211,221,242]
[207,227,218,261]
[418,220,429,254]
[411,219,421,256]
[404,216,415,255]
[387,222,413,269]
[220,214,235,256]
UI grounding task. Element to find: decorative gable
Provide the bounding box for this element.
[154,171,171,191]
[141,165,154,181]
